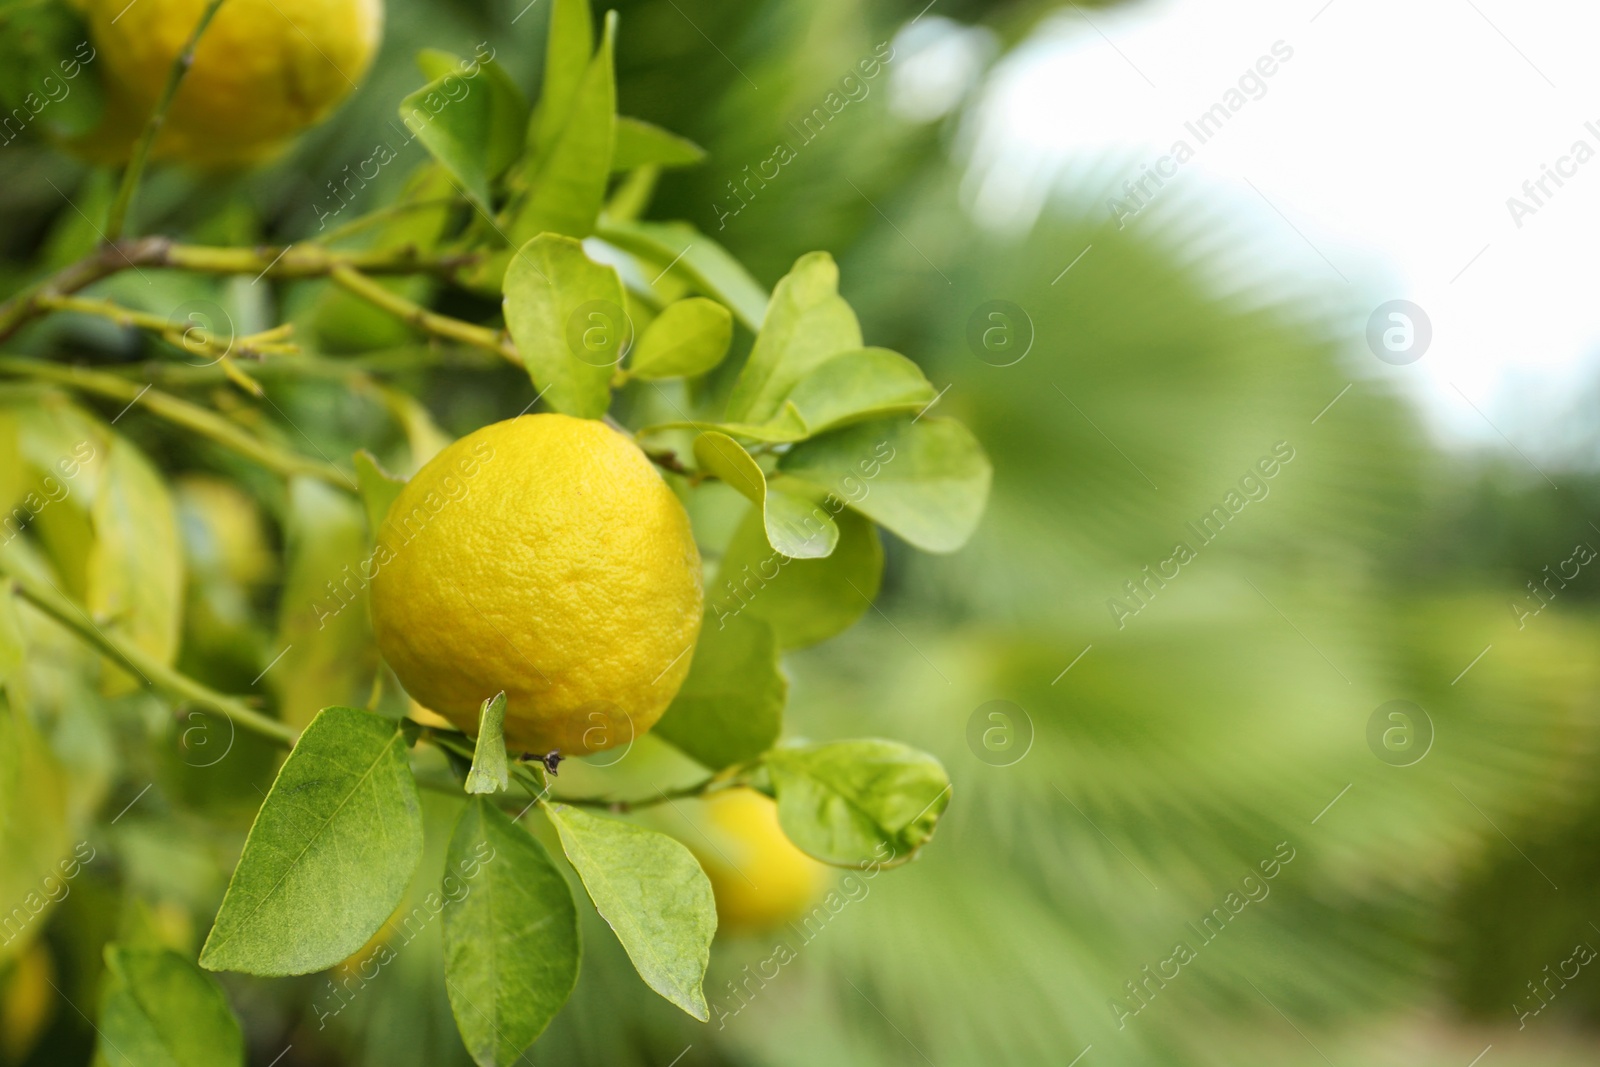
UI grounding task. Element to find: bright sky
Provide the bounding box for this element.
[934,0,1600,464]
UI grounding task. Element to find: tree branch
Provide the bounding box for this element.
[0,356,355,490]
[2,567,298,747]
[328,265,519,364]
[105,0,229,240]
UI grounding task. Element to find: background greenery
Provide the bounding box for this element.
[3,0,1598,1064]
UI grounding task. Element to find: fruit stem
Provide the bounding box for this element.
[328,266,520,365]
[104,0,230,241]
[1,567,299,748]
[0,356,357,491]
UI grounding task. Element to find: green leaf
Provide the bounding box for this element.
[502,234,625,419]
[530,0,594,161]
[399,57,513,212]
[612,116,706,170]
[725,252,862,424]
[464,692,508,795]
[413,49,530,184]
[0,5,101,141]
[353,449,405,540]
[766,740,951,868]
[0,698,70,966]
[693,432,837,559]
[442,798,579,1067]
[713,502,883,649]
[654,612,785,770]
[87,433,182,696]
[271,477,378,731]
[511,11,616,241]
[199,707,423,976]
[546,804,715,1020]
[782,347,937,435]
[97,945,244,1067]
[779,416,992,554]
[627,298,732,380]
[596,219,768,331]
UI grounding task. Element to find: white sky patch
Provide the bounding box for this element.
[960,0,1600,463]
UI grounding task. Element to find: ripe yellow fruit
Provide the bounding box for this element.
[75,0,382,167]
[687,790,830,934]
[370,414,703,755]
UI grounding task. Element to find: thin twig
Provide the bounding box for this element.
[3,569,298,747]
[329,265,519,364]
[0,239,476,343]
[0,356,353,489]
[105,0,230,239]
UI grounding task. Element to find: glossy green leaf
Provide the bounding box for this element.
[779,416,992,554]
[87,433,182,696]
[512,12,616,241]
[200,707,423,976]
[693,432,837,559]
[97,944,244,1067]
[546,804,715,1020]
[502,233,624,419]
[530,0,594,161]
[353,449,405,540]
[415,50,528,180]
[654,612,785,770]
[464,692,508,795]
[783,347,937,434]
[713,502,883,649]
[399,53,523,211]
[271,477,378,731]
[596,219,768,331]
[725,252,862,424]
[443,798,579,1067]
[767,740,951,868]
[612,116,706,170]
[0,698,70,966]
[628,297,732,380]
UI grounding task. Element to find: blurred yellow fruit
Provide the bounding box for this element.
[370,414,703,755]
[75,0,382,167]
[688,789,830,934]
[0,943,55,1063]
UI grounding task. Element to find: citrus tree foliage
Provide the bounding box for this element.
[0,0,987,1061]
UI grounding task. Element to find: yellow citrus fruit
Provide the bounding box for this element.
[370,414,703,755]
[75,0,382,167]
[687,789,830,933]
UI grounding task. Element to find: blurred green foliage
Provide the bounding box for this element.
[2,0,1599,1064]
